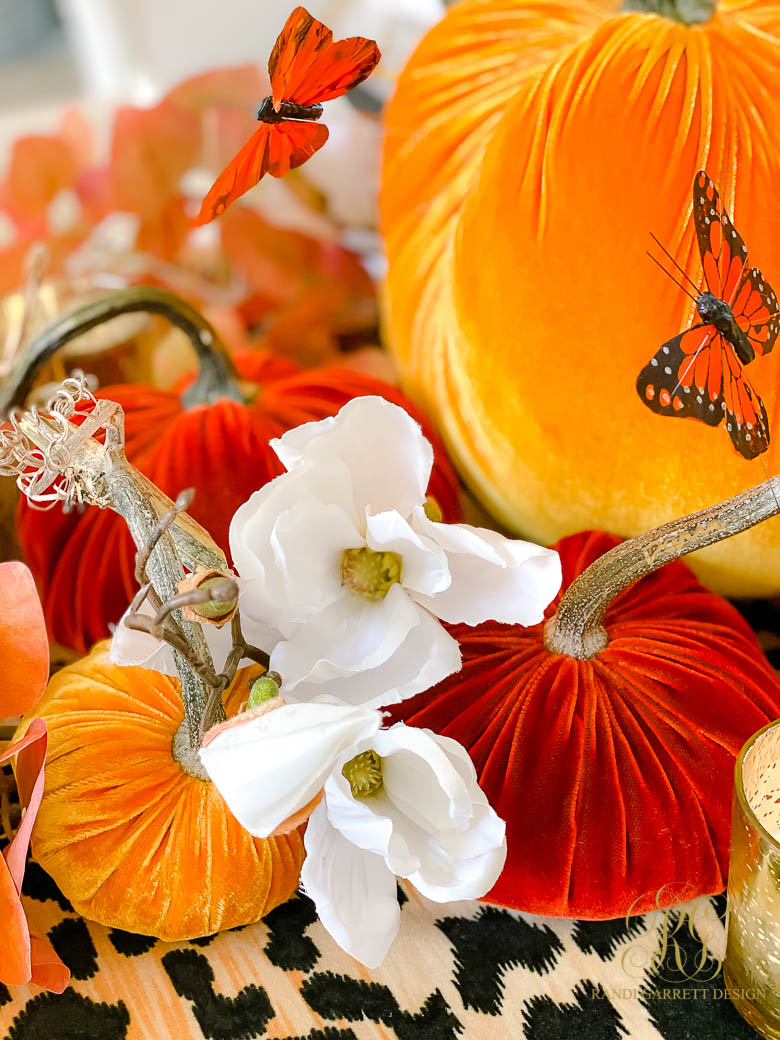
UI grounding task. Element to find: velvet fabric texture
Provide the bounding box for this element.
[388,530,780,919]
[381,0,780,596]
[17,351,461,652]
[15,643,305,941]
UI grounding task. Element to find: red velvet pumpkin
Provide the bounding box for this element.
[18,349,460,652]
[389,529,780,919]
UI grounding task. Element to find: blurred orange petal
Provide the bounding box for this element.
[0,562,49,716]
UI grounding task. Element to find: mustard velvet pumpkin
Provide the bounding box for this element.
[381,0,780,596]
[17,643,304,941]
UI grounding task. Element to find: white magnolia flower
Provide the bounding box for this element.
[231,397,561,707]
[200,699,382,836]
[111,397,561,710]
[200,704,506,968]
[302,722,506,966]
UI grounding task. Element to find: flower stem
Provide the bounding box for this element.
[621,0,716,24]
[2,384,229,768]
[544,476,780,660]
[0,285,243,414]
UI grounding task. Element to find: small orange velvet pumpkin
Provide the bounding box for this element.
[381,0,780,596]
[16,643,304,941]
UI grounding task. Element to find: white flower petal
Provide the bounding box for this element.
[365,510,451,597]
[272,397,433,518]
[271,501,361,615]
[324,724,507,902]
[109,598,240,675]
[301,803,400,968]
[374,724,473,831]
[229,457,360,611]
[199,702,382,838]
[325,774,421,877]
[407,816,507,903]
[271,591,461,708]
[410,509,562,625]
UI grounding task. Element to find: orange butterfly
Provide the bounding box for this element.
[194,6,380,226]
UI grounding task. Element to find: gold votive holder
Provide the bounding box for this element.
[724,719,780,1037]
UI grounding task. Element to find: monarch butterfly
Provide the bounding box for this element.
[636,171,778,460]
[194,6,380,226]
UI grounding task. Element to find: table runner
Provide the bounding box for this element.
[0,863,757,1040]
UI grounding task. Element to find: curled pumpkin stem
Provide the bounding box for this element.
[0,285,243,415]
[545,475,780,660]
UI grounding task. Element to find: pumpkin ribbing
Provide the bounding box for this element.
[16,646,305,940]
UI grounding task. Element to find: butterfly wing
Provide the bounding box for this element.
[731,266,780,358]
[269,5,380,107]
[692,170,749,304]
[637,325,721,424]
[636,324,770,458]
[194,120,328,225]
[720,342,770,458]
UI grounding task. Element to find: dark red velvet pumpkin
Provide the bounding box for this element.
[389,529,780,919]
[18,350,460,652]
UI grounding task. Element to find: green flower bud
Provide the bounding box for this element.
[247,675,280,708]
[191,576,238,620]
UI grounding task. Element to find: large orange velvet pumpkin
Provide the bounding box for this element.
[389,529,780,919]
[381,0,780,596]
[17,349,460,652]
[16,643,304,940]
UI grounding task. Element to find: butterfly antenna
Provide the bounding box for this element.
[649,232,701,294]
[646,251,699,305]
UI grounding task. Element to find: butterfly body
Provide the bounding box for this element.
[195,7,380,226]
[255,97,323,124]
[636,171,778,460]
[695,291,755,364]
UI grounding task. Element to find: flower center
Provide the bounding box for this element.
[341,547,402,600]
[342,750,384,798]
[423,495,443,522]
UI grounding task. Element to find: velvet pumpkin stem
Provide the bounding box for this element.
[0,286,243,413]
[545,475,780,660]
[621,0,715,25]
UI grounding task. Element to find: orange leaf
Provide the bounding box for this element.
[165,64,266,115]
[0,719,69,992]
[6,136,78,219]
[111,101,200,219]
[0,562,49,716]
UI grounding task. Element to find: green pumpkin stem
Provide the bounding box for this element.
[0,285,243,414]
[621,0,716,25]
[545,476,780,660]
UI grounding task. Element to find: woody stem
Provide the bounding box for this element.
[0,285,243,414]
[544,476,780,660]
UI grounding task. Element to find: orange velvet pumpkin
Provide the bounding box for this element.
[18,350,461,652]
[381,0,780,596]
[388,529,780,919]
[15,643,304,940]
